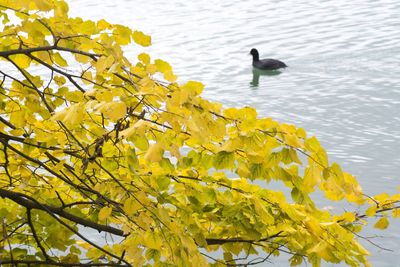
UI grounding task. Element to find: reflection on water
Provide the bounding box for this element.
[250,68,283,87]
[68,0,400,265]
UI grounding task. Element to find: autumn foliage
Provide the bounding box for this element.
[0,1,399,266]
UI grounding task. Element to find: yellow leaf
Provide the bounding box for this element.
[120,120,149,138]
[155,59,172,73]
[54,1,69,17]
[353,241,370,256]
[304,218,322,236]
[374,193,389,203]
[392,209,400,218]
[98,206,112,221]
[96,55,114,73]
[236,162,251,178]
[138,53,150,64]
[164,70,177,82]
[133,135,149,151]
[114,25,132,45]
[144,143,164,162]
[132,30,151,47]
[95,101,127,121]
[307,241,332,261]
[374,217,389,230]
[9,129,25,136]
[82,71,93,85]
[303,164,321,192]
[54,76,66,86]
[53,103,85,126]
[53,52,68,67]
[182,80,204,95]
[65,91,84,102]
[154,59,177,81]
[33,0,53,11]
[76,240,91,250]
[123,197,141,214]
[97,19,111,30]
[77,20,96,35]
[365,206,377,217]
[285,134,304,148]
[12,54,31,68]
[341,212,356,222]
[145,64,157,74]
[143,232,161,250]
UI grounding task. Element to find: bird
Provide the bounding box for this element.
[249,48,287,70]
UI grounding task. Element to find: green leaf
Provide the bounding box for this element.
[213,151,235,170]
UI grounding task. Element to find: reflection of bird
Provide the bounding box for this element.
[250,68,282,87]
[250,48,287,70]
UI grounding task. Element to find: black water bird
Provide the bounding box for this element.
[250,48,287,70]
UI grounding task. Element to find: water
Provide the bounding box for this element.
[68,0,400,265]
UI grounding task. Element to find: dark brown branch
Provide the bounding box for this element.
[61,201,96,209]
[0,188,125,237]
[0,45,100,60]
[0,132,81,157]
[0,221,26,243]
[205,231,284,245]
[27,53,86,93]
[0,138,13,185]
[0,260,129,267]
[0,115,16,129]
[26,208,53,261]
[0,188,287,248]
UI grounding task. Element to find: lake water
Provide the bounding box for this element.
[68,0,400,265]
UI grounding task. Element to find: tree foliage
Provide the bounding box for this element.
[0,1,399,266]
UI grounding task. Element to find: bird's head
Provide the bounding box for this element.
[249,48,258,56]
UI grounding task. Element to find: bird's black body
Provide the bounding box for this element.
[250,48,287,70]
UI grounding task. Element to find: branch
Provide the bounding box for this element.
[26,208,53,261]
[0,116,16,129]
[0,188,125,237]
[0,188,287,247]
[205,231,284,245]
[6,55,54,112]
[0,260,129,267]
[0,45,100,60]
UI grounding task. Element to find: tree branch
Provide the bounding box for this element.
[205,231,284,245]
[0,45,100,60]
[0,260,129,267]
[26,208,53,261]
[0,188,125,237]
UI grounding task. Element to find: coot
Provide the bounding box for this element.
[250,48,287,70]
